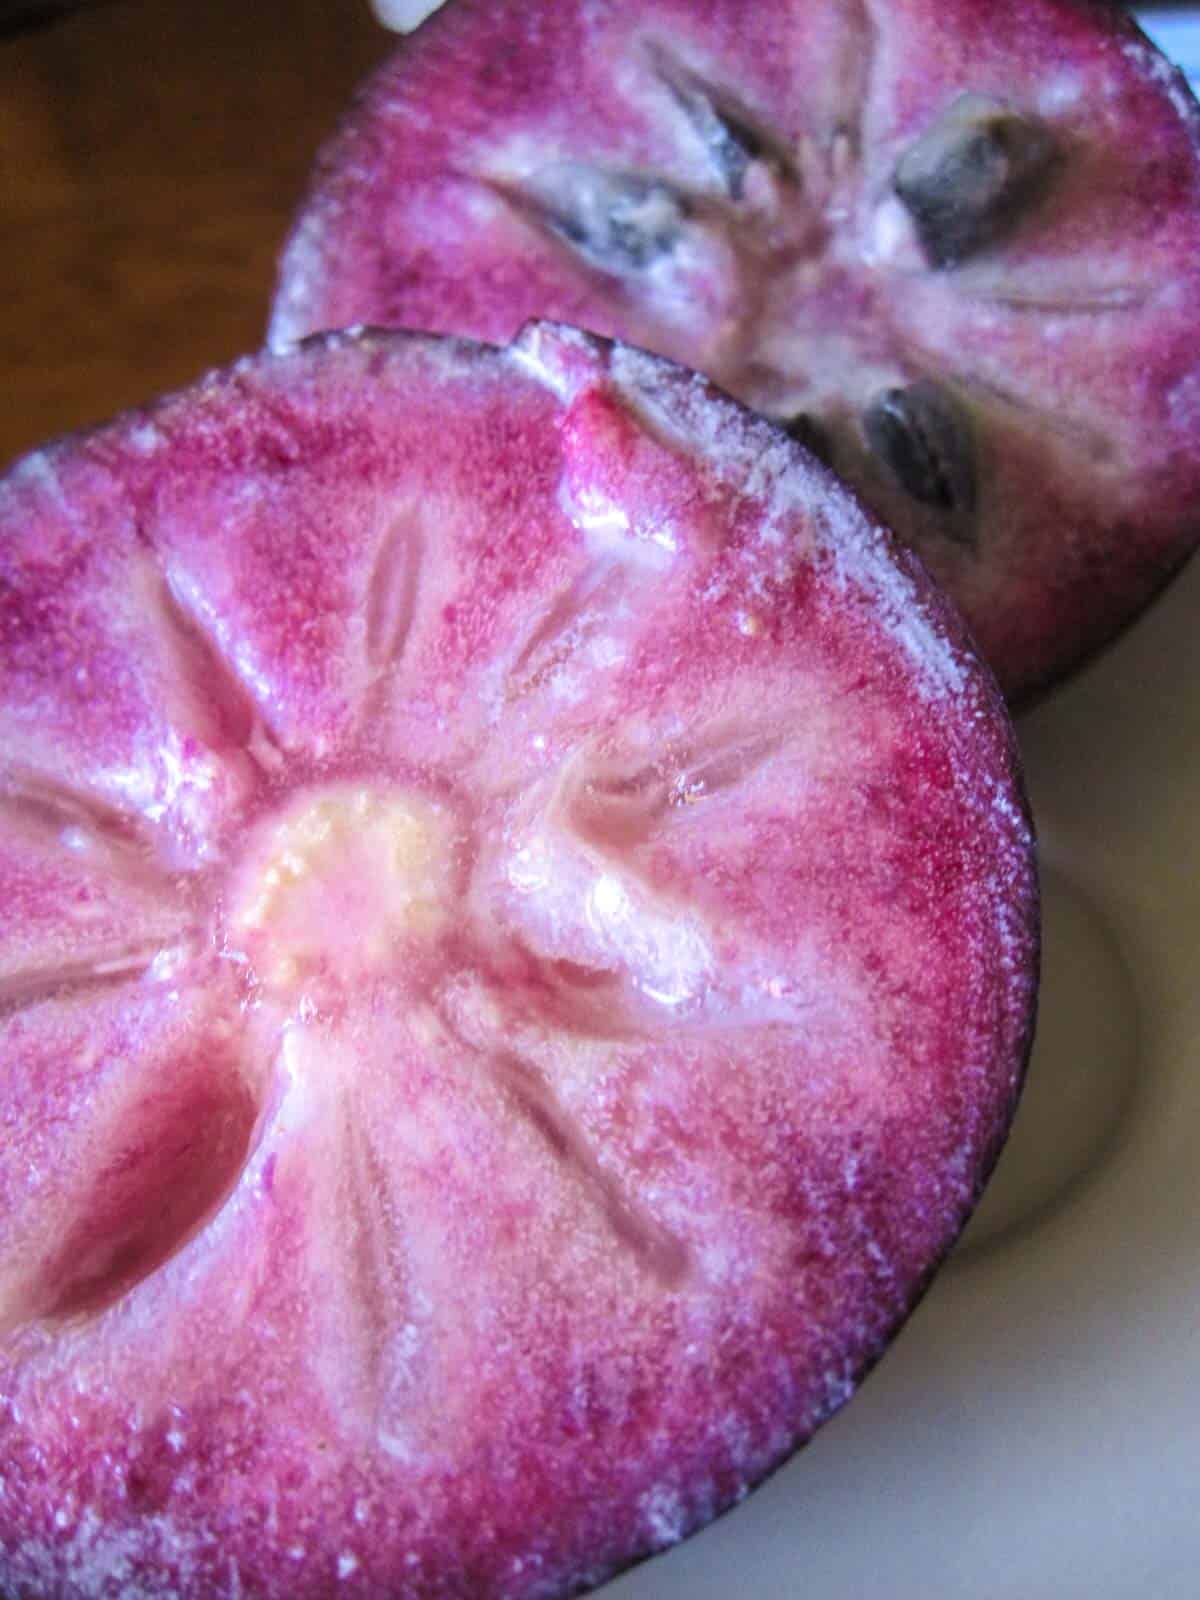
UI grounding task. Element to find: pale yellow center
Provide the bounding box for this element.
[229,785,452,997]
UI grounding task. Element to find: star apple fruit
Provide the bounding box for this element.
[271,0,1200,704]
[0,322,1036,1598]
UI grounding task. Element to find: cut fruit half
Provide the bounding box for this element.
[272,0,1200,704]
[0,322,1036,1599]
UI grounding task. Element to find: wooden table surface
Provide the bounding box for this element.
[0,0,389,468]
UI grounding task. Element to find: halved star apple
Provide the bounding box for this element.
[271,0,1200,703]
[0,323,1036,1598]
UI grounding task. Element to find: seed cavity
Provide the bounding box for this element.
[863,380,977,530]
[19,1059,259,1327]
[893,94,1059,269]
[365,514,424,679]
[690,98,763,199]
[524,165,688,274]
[0,770,159,871]
[506,560,628,703]
[966,284,1150,316]
[660,74,764,198]
[492,1049,689,1286]
[0,946,168,1022]
[559,727,781,859]
[649,45,795,201]
[151,563,281,762]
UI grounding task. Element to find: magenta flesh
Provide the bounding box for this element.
[0,324,1036,1597]
[272,0,1200,704]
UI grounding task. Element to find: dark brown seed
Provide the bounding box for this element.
[539,169,687,272]
[703,104,764,199]
[673,84,764,199]
[650,48,779,201]
[863,380,977,532]
[893,94,1059,269]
